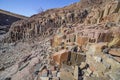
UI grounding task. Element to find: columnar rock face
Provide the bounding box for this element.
[4,8,89,42]
[0,0,120,80]
[51,24,119,52]
[1,0,119,43]
[84,0,120,25]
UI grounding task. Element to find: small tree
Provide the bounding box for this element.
[38,7,44,14]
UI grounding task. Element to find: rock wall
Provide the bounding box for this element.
[0,1,119,43]
[2,9,89,43]
[84,0,120,25]
[2,0,119,43]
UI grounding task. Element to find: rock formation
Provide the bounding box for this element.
[0,0,120,80]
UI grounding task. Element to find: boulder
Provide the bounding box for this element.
[52,50,69,65]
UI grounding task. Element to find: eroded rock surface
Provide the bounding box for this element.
[0,0,120,80]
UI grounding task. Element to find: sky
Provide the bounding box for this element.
[0,0,79,17]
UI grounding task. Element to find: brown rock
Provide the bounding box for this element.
[109,49,120,57]
[77,36,88,46]
[52,50,69,65]
[113,56,120,63]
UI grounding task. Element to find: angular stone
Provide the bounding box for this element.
[88,43,108,54]
[52,50,69,65]
[86,68,92,76]
[74,66,79,80]
[80,62,87,69]
[69,52,76,65]
[75,53,86,65]
[109,49,120,57]
[60,71,73,80]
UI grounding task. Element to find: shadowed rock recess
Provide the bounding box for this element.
[0,0,120,80]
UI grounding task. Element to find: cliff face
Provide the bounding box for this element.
[3,7,88,42]
[2,0,120,43]
[85,0,120,24]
